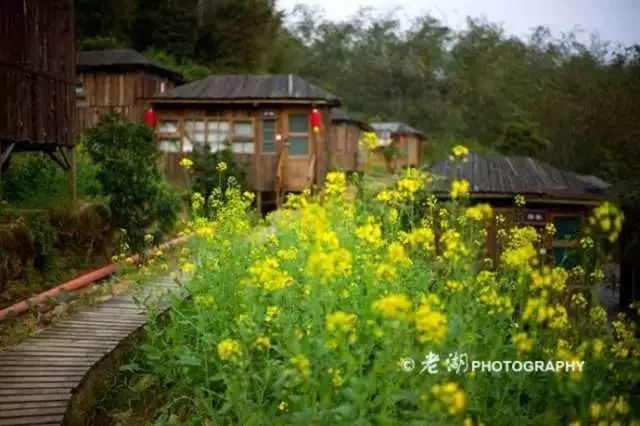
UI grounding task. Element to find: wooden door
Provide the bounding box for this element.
[284,111,313,191]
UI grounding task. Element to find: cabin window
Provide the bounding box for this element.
[159,120,178,135]
[262,119,277,154]
[207,121,230,153]
[183,120,206,152]
[233,121,255,154]
[289,114,309,133]
[159,139,181,153]
[288,114,309,156]
[552,215,581,268]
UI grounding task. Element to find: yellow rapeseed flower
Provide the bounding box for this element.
[511,332,534,354]
[254,335,271,351]
[450,179,470,199]
[217,338,242,362]
[325,171,347,197]
[415,302,448,343]
[372,294,413,320]
[179,157,194,169]
[452,145,469,158]
[431,382,466,416]
[465,204,493,221]
[355,217,384,248]
[290,354,311,377]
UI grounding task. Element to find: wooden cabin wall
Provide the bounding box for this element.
[0,0,75,148]
[330,122,361,172]
[154,106,263,191]
[76,71,176,135]
[153,105,332,194]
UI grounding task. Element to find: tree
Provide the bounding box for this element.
[84,115,178,251]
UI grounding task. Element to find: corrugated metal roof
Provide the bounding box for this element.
[430,153,608,201]
[155,74,339,105]
[77,49,183,82]
[371,122,424,137]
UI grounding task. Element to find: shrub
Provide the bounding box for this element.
[134,158,639,424]
[84,114,179,251]
[187,144,248,214]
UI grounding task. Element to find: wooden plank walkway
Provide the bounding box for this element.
[0,275,183,426]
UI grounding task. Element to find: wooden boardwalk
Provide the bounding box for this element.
[0,275,182,426]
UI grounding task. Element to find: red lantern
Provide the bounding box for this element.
[310,108,322,134]
[144,107,157,128]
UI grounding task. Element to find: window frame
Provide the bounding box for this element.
[231,118,256,155]
[157,118,181,139]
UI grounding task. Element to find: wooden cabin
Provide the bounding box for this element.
[0,0,76,197]
[151,74,340,209]
[330,109,371,172]
[370,122,425,173]
[431,154,609,268]
[76,49,184,134]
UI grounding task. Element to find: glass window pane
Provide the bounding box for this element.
[207,120,230,145]
[185,120,205,143]
[233,142,255,154]
[159,121,178,134]
[159,139,180,152]
[289,137,308,155]
[263,120,276,153]
[234,121,254,139]
[554,217,580,241]
[289,114,309,133]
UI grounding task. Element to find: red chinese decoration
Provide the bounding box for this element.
[310,108,322,134]
[144,108,157,128]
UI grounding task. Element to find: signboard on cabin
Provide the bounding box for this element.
[262,110,277,119]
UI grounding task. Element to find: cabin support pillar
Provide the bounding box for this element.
[256,191,263,214]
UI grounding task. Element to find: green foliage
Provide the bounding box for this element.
[190,145,248,202]
[79,36,125,51]
[144,49,213,82]
[1,146,101,208]
[496,120,551,156]
[84,114,179,251]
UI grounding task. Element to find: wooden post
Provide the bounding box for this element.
[67,147,77,202]
[256,191,263,214]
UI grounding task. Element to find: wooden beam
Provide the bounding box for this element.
[0,142,15,170]
[67,148,77,202]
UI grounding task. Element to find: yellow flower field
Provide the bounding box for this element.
[140,149,639,425]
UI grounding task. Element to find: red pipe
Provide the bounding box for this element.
[0,235,191,322]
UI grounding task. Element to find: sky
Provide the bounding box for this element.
[278,0,640,46]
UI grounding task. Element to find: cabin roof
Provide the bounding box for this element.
[430,153,609,202]
[371,122,424,138]
[77,49,184,83]
[153,74,340,105]
[331,109,372,130]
